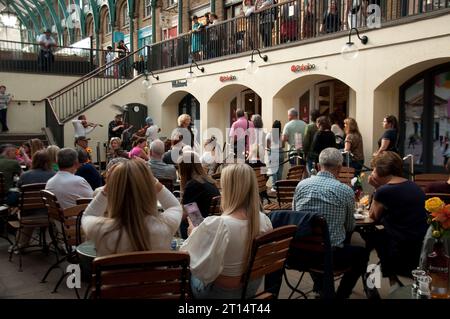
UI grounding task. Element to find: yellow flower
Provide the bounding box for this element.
[425,197,445,213]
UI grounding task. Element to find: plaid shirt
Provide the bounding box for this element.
[292,171,355,247]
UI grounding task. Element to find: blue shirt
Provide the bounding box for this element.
[292,171,355,247]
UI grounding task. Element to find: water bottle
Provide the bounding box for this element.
[310,162,317,176]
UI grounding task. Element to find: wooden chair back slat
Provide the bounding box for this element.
[338,167,355,186]
[41,190,87,248]
[99,268,183,285]
[241,225,297,299]
[92,251,190,299]
[208,195,222,216]
[19,184,47,216]
[254,168,268,194]
[287,165,306,180]
[96,283,185,299]
[274,180,299,204]
[415,174,448,191]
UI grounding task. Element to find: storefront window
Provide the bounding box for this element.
[403,79,424,165]
[401,64,450,172]
[434,71,450,166]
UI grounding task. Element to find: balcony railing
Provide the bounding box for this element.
[148,0,449,71]
[0,39,120,76]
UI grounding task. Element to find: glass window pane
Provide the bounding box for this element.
[404,79,424,165]
[434,71,450,167]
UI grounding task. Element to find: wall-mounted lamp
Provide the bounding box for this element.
[245,48,268,74]
[186,56,205,84]
[142,69,159,89]
[341,28,368,60]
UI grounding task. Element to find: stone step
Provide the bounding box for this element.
[0,132,48,147]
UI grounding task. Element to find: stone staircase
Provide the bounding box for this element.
[0,132,49,147]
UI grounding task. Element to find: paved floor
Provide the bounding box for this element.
[0,232,412,299]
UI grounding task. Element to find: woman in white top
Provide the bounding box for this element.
[180,164,273,298]
[82,159,183,256]
[330,112,345,148]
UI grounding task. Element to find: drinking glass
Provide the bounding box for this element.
[411,269,427,297]
[417,275,432,299]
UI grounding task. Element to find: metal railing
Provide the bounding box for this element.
[0,39,122,76]
[47,46,148,122]
[148,0,449,70]
[41,0,449,145]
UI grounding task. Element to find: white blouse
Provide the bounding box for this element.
[81,187,182,256]
[180,213,273,285]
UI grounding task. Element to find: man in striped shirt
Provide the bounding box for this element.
[293,147,373,299]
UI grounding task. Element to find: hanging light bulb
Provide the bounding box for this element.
[142,79,150,88]
[341,42,359,60]
[186,71,197,84]
[245,60,258,75]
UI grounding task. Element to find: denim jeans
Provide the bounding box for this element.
[190,276,261,299]
[0,109,8,131]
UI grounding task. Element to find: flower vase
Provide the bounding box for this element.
[427,239,450,299]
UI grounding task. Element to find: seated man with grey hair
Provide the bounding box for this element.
[45,148,93,209]
[148,139,177,183]
[292,147,374,299]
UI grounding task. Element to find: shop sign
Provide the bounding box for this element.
[220,75,237,82]
[291,63,315,73]
[172,80,187,87]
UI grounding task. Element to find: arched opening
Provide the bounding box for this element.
[399,62,450,172]
[161,91,201,142]
[273,74,355,130]
[86,14,94,37]
[100,5,111,49]
[207,84,262,137]
[120,1,129,28]
[374,58,450,172]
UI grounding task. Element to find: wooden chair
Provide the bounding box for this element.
[8,183,48,271]
[253,167,270,203]
[0,172,12,245]
[241,225,297,299]
[208,195,222,216]
[211,172,221,191]
[40,190,88,295]
[425,193,450,204]
[158,178,175,193]
[91,251,191,299]
[415,174,448,191]
[287,165,306,181]
[338,167,355,186]
[283,215,352,299]
[263,180,298,212]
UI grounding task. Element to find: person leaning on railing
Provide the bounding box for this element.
[37,29,57,72]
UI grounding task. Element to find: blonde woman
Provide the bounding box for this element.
[107,137,128,162]
[30,138,44,157]
[81,160,183,256]
[343,117,364,174]
[173,113,196,150]
[46,145,60,171]
[180,164,273,298]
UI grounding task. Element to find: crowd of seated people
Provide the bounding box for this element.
[0,106,441,299]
